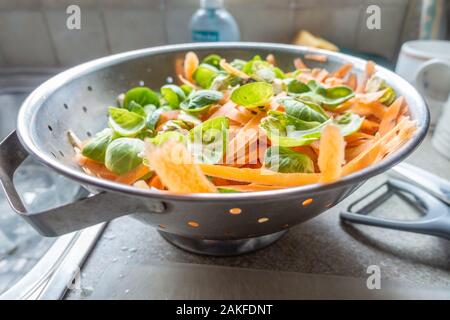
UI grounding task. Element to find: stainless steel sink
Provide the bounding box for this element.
[0,69,104,299]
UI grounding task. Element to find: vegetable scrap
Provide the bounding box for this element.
[71,52,417,193]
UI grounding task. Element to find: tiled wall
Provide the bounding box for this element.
[0,0,421,68]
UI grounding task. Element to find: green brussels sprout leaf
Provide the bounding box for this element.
[278,97,329,123]
[284,78,310,94]
[333,112,363,136]
[295,80,354,109]
[202,54,222,69]
[193,64,219,89]
[108,107,146,137]
[260,110,329,147]
[230,82,273,108]
[180,89,223,113]
[82,128,114,163]
[105,138,144,175]
[148,131,187,146]
[189,116,229,164]
[123,87,160,109]
[160,84,186,108]
[264,146,314,173]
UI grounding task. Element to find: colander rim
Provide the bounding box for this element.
[16,42,429,202]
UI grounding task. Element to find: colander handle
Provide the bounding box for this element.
[0,131,165,236]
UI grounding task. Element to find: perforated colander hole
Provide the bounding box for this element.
[187,221,199,228]
[229,208,241,215]
[257,217,269,223]
[59,150,64,157]
[86,131,92,137]
[87,86,93,91]
[50,152,57,158]
[63,103,68,110]
[48,125,53,131]
[302,198,314,206]
[82,106,88,113]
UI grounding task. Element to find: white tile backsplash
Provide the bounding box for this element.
[0,10,58,67]
[355,0,409,60]
[164,0,198,44]
[44,5,111,66]
[96,0,165,52]
[227,0,296,43]
[0,0,418,67]
[293,5,364,49]
[103,9,166,53]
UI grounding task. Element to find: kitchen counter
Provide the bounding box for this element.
[66,134,450,299]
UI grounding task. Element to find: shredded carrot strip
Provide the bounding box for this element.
[381,119,416,158]
[342,143,381,176]
[200,164,321,187]
[156,110,180,129]
[345,132,375,143]
[219,59,249,79]
[76,155,118,180]
[305,54,328,62]
[226,113,265,164]
[149,175,164,189]
[378,97,404,136]
[178,74,199,89]
[225,106,254,125]
[266,54,276,65]
[354,89,388,104]
[349,101,386,120]
[234,136,260,167]
[315,69,329,82]
[346,73,358,90]
[325,77,345,86]
[219,184,284,192]
[209,101,236,119]
[332,63,353,79]
[345,140,373,162]
[360,119,380,134]
[294,57,307,70]
[343,117,412,175]
[145,141,217,193]
[356,60,376,93]
[318,124,345,183]
[269,92,287,111]
[184,51,199,83]
[115,164,151,185]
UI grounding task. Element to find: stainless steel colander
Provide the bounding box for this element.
[0,43,429,255]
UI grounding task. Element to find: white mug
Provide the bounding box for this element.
[396,40,450,125]
[432,94,450,160]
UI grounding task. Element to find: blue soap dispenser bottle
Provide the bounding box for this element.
[189,0,240,42]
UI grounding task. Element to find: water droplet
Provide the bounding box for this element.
[121,246,128,251]
[129,248,137,253]
[125,289,130,294]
